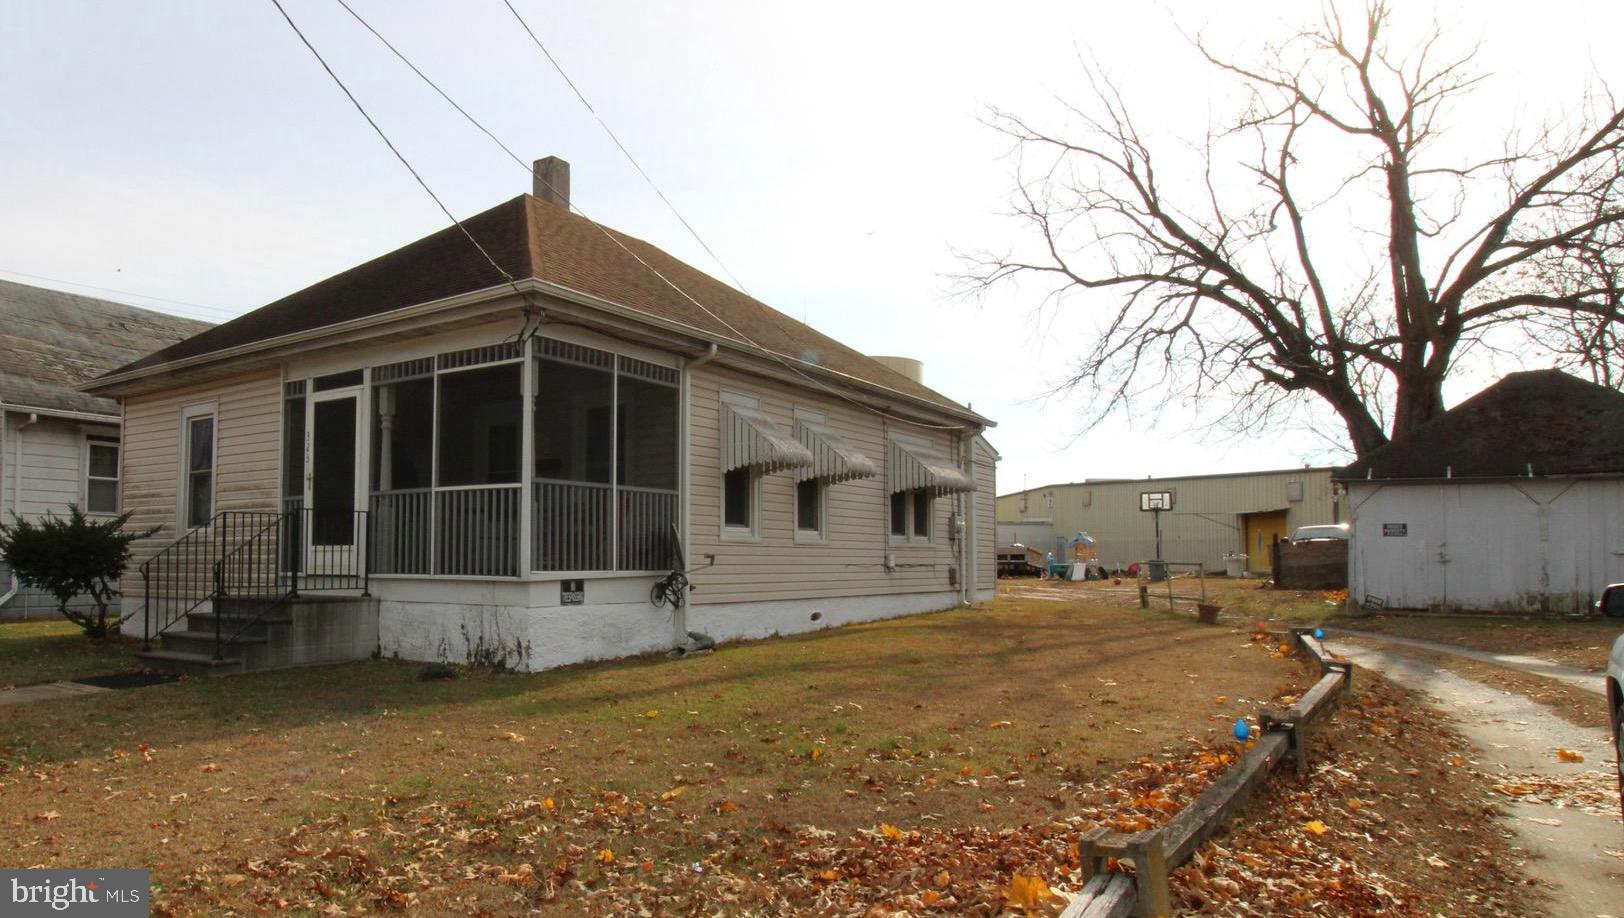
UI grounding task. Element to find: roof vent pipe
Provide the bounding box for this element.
[1446,465,1453,479]
[533,156,570,208]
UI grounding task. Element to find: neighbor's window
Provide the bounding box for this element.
[85,438,119,514]
[723,467,754,530]
[436,364,522,486]
[796,478,823,535]
[183,411,215,528]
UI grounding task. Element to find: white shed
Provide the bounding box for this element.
[1340,370,1624,614]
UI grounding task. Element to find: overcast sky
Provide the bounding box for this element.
[3,1,1620,495]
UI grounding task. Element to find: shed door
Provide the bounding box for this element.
[1351,485,1448,609]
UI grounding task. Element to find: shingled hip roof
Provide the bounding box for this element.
[94,195,983,423]
[1336,369,1624,481]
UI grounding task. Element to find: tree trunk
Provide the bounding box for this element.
[1390,374,1447,441]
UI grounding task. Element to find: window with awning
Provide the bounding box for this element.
[887,439,974,495]
[722,403,814,474]
[795,417,877,483]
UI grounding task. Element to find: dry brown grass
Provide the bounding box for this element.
[0,587,1316,913]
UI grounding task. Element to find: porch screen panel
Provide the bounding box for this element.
[533,343,614,571]
[370,372,434,574]
[434,363,522,576]
[616,358,680,570]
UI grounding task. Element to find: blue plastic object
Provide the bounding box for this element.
[1313,627,1325,640]
[1233,718,1250,742]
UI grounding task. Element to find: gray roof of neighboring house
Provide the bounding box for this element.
[0,279,213,419]
[1336,369,1624,481]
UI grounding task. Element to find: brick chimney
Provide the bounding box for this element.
[533,156,570,207]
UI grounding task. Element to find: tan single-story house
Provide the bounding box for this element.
[1,279,210,619]
[86,158,996,673]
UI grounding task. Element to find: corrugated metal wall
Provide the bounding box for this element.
[995,469,1339,571]
[1347,478,1624,613]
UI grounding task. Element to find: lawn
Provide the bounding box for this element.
[0,619,141,688]
[0,589,1310,915]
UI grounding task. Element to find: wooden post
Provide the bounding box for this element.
[1125,830,1171,917]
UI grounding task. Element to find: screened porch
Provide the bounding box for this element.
[281,336,681,580]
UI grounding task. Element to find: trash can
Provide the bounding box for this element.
[1146,560,1168,582]
[1223,552,1247,578]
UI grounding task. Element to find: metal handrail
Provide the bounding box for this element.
[138,510,280,650]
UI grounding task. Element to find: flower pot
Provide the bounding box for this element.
[1196,602,1222,624]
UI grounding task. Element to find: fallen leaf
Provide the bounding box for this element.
[596,849,615,864]
[1003,874,1059,910]
[642,710,660,719]
[878,823,904,840]
[1555,748,1585,763]
[1302,819,1328,836]
[33,811,60,822]
[989,720,1014,729]
[500,731,526,743]
[817,869,840,882]
[659,786,687,801]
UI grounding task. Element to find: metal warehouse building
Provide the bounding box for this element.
[996,467,1341,573]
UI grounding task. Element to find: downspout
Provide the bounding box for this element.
[673,342,719,646]
[956,433,972,607]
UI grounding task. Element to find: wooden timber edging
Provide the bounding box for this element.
[1060,628,1353,918]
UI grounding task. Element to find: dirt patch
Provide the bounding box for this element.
[1340,614,1620,673]
[1337,635,1611,731]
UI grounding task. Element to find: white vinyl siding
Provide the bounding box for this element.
[119,370,282,601]
[689,364,967,605]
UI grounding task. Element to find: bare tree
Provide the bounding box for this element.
[961,1,1624,456]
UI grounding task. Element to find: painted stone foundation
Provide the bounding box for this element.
[377,583,968,672]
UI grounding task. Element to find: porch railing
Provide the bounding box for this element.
[370,488,432,574]
[437,486,520,577]
[138,508,369,652]
[618,486,680,571]
[533,479,612,572]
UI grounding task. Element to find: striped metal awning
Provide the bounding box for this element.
[795,418,877,483]
[888,439,974,495]
[722,404,814,474]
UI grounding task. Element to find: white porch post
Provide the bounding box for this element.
[518,335,535,577]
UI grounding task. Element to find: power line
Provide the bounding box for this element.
[0,267,237,321]
[266,0,529,313]
[497,0,749,295]
[332,0,969,431]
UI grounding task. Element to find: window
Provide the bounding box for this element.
[723,467,754,530]
[890,488,931,541]
[911,488,931,538]
[183,410,215,528]
[436,364,522,486]
[617,373,679,491]
[371,376,433,491]
[796,478,823,535]
[85,438,119,514]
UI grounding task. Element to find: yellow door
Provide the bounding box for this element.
[1242,510,1289,564]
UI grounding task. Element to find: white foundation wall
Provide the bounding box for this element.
[375,575,963,672]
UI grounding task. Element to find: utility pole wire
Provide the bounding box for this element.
[497,0,750,295]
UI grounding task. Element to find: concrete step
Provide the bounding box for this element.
[158,629,267,657]
[135,649,245,677]
[185,610,293,636]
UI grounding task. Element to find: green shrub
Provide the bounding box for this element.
[0,506,156,638]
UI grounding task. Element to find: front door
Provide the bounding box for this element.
[306,388,363,575]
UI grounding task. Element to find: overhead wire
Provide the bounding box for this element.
[0,267,239,322]
[282,0,970,431]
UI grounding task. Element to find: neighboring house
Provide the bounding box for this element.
[0,280,211,619]
[1339,370,1624,613]
[996,468,1340,573]
[86,158,997,673]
